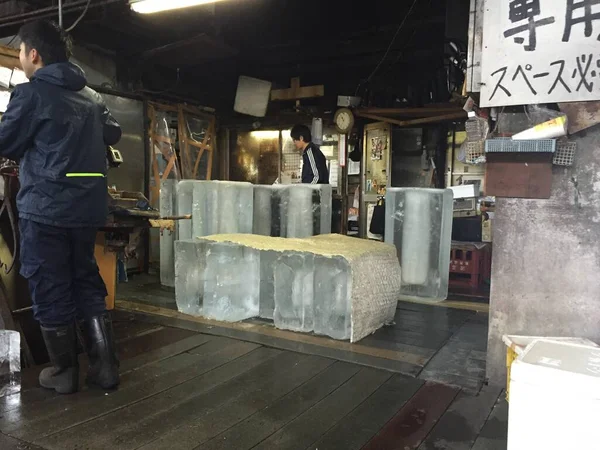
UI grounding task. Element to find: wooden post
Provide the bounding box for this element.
[270,77,325,107]
[95,233,117,311]
[340,134,349,235]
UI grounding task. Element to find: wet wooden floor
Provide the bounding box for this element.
[0,310,508,450]
[118,274,490,392]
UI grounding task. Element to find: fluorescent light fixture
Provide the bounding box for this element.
[130,0,225,14]
[250,130,279,139]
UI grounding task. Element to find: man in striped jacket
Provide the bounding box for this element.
[290,124,329,184]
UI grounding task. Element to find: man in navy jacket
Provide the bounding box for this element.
[290,124,329,184]
[0,21,121,394]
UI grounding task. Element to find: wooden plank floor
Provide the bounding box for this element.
[0,312,508,450]
[117,274,489,392]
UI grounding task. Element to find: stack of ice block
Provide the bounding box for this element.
[164,181,333,287]
[174,234,401,342]
[253,184,333,238]
[0,330,20,398]
[384,188,453,302]
[162,180,254,287]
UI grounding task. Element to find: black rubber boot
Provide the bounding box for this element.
[83,313,120,390]
[39,324,79,395]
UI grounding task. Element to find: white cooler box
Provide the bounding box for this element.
[508,340,600,450]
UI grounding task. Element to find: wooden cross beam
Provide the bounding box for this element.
[270,77,324,107]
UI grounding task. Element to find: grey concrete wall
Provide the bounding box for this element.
[487,124,600,386]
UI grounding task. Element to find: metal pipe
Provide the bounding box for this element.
[0,0,122,28]
[58,0,63,28]
[11,306,32,315]
[0,0,93,24]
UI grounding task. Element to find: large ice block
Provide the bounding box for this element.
[283,185,332,238]
[174,240,205,316]
[160,179,177,287]
[274,253,315,333]
[253,184,332,238]
[384,188,453,302]
[192,181,254,237]
[203,241,260,322]
[313,255,351,340]
[258,249,279,319]
[174,234,401,342]
[253,185,286,236]
[175,239,260,322]
[176,181,195,240]
[0,330,20,398]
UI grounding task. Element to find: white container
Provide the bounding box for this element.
[508,340,600,450]
[512,116,567,140]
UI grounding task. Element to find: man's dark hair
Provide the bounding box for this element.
[18,20,72,65]
[290,124,312,143]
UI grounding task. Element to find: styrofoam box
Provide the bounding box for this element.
[508,340,600,450]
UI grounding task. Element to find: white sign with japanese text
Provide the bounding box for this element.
[481,0,600,107]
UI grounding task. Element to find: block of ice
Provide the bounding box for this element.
[192,181,209,238]
[282,185,332,238]
[310,234,400,342]
[253,185,332,238]
[258,250,279,319]
[160,179,177,287]
[176,181,195,240]
[0,330,20,398]
[384,188,453,302]
[313,255,351,340]
[203,241,260,322]
[274,253,315,333]
[192,181,254,237]
[174,240,205,316]
[253,185,286,236]
[177,234,401,342]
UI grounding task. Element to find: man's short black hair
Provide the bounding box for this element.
[290,124,312,143]
[18,20,72,65]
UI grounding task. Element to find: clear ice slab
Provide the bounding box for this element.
[273,253,315,333]
[313,255,351,340]
[176,180,195,240]
[192,181,254,237]
[203,241,260,322]
[384,188,453,302]
[174,234,401,342]
[253,184,332,238]
[174,240,205,316]
[0,330,20,398]
[175,239,260,322]
[159,179,177,287]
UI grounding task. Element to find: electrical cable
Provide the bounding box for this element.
[354,0,419,95]
[66,0,92,32]
[6,34,17,47]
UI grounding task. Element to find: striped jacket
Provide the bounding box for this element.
[301,143,329,184]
